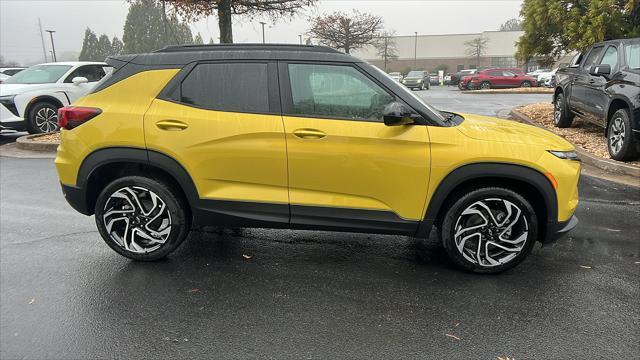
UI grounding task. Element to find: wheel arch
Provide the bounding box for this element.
[416,163,558,242]
[23,94,66,118]
[605,97,632,136]
[76,147,198,216]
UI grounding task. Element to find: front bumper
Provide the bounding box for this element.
[544,215,579,244]
[0,103,25,131]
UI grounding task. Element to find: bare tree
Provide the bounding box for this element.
[374,30,398,71]
[307,10,383,54]
[163,0,316,43]
[464,37,489,68]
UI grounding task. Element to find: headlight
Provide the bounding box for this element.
[548,150,580,161]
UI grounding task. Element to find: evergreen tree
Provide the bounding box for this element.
[96,34,112,61]
[193,32,204,44]
[79,28,100,61]
[123,0,194,53]
[111,36,124,55]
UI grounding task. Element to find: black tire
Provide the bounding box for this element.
[521,81,532,88]
[95,176,191,261]
[607,108,639,161]
[480,81,491,90]
[26,102,60,134]
[466,81,474,90]
[553,92,574,128]
[440,187,538,274]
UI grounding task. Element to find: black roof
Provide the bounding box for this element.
[110,44,359,66]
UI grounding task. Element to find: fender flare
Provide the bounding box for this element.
[76,147,200,209]
[415,162,558,237]
[23,94,66,118]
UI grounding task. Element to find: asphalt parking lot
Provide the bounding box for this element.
[1,87,639,359]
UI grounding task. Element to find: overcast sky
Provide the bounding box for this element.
[0,0,523,64]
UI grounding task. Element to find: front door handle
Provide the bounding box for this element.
[293,128,326,139]
[156,120,188,131]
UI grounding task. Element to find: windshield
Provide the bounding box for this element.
[3,65,72,84]
[407,71,423,77]
[626,44,639,69]
[368,65,445,123]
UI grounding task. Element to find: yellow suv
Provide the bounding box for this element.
[55,44,580,273]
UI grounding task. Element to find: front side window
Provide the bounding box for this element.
[65,65,112,83]
[287,63,395,121]
[582,46,604,70]
[599,46,618,71]
[179,63,269,113]
[3,65,72,84]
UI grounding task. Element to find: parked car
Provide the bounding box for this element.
[526,68,551,81]
[537,68,558,87]
[0,62,112,133]
[55,44,580,273]
[554,38,640,161]
[467,69,537,90]
[388,71,403,82]
[401,70,430,90]
[457,69,477,89]
[429,73,439,85]
[0,67,26,76]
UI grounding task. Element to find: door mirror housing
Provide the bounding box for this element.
[72,76,89,85]
[590,64,611,77]
[383,102,418,126]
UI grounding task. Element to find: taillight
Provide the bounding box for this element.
[57,106,101,130]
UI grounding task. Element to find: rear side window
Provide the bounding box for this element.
[180,63,269,113]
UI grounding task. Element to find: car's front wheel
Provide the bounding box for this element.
[607,108,639,161]
[554,93,574,128]
[95,176,191,261]
[26,102,60,134]
[440,187,538,273]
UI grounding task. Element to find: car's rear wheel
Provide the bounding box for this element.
[480,81,491,90]
[95,176,191,261]
[607,108,638,161]
[440,187,538,274]
[521,81,532,88]
[554,93,574,128]
[26,102,60,134]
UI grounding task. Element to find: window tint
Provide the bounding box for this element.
[287,63,395,121]
[582,46,603,69]
[180,63,269,113]
[599,46,618,70]
[487,70,502,76]
[502,71,516,76]
[64,65,111,83]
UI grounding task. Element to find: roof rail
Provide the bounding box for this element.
[155,43,342,54]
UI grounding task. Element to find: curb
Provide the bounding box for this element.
[510,109,640,178]
[16,133,59,152]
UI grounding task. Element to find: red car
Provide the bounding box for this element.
[469,68,537,90]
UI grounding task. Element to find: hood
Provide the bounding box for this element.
[456,113,574,150]
[0,83,57,96]
[404,76,423,80]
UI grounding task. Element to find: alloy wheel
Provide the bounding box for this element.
[35,106,59,133]
[481,82,491,90]
[102,186,172,253]
[554,97,563,124]
[609,117,625,155]
[453,198,529,267]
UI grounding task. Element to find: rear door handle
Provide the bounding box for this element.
[293,128,326,139]
[156,120,188,131]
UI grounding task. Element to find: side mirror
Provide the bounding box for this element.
[383,102,418,126]
[72,76,89,85]
[590,64,611,77]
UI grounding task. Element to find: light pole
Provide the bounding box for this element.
[259,21,266,44]
[298,34,303,45]
[45,29,57,62]
[414,32,418,68]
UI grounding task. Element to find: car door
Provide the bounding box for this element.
[144,61,290,225]
[63,65,111,103]
[279,62,431,233]
[486,70,505,87]
[582,45,619,126]
[570,45,604,115]
[501,70,520,87]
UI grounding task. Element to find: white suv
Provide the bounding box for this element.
[0,62,112,133]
